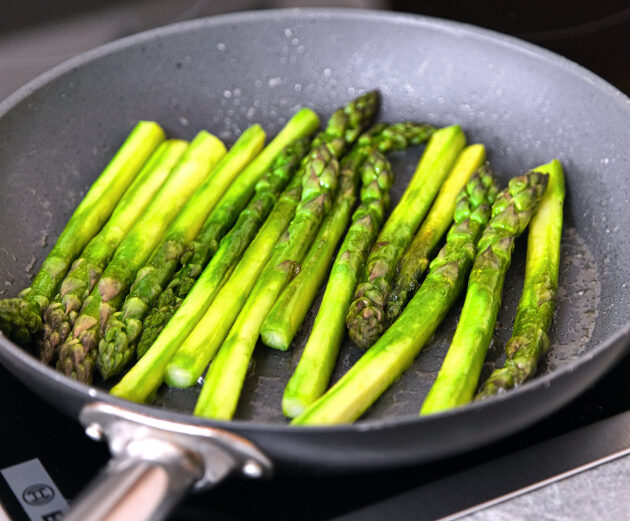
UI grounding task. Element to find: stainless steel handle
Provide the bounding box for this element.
[64,402,273,521]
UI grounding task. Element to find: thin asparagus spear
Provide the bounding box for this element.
[477,159,565,398]
[387,146,487,324]
[281,152,394,417]
[164,172,304,389]
[0,121,165,344]
[56,131,226,383]
[421,170,549,415]
[111,93,377,403]
[149,137,308,389]
[346,125,466,350]
[135,108,320,354]
[38,140,187,364]
[97,125,265,379]
[261,122,435,352]
[292,170,499,425]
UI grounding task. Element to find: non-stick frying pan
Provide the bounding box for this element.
[1,8,630,521]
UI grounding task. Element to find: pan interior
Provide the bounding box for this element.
[0,11,626,425]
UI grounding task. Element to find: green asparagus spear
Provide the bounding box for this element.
[135,108,320,354]
[164,171,304,389]
[56,132,226,383]
[97,126,265,379]
[346,125,466,350]
[282,152,394,417]
[293,170,499,425]
[476,160,564,398]
[187,93,378,419]
[0,121,165,344]
[387,145,487,324]
[142,138,309,391]
[37,140,187,364]
[261,122,435,353]
[421,170,549,415]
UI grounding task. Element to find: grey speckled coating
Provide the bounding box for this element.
[0,9,629,471]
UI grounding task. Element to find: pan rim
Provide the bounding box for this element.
[1,7,629,436]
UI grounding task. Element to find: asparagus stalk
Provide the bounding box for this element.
[477,159,565,398]
[163,171,304,389]
[260,156,358,351]
[110,94,376,402]
[281,151,394,417]
[261,122,435,353]
[56,131,226,383]
[346,125,466,350]
[386,146,487,324]
[97,125,265,379]
[37,140,187,364]
[421,170,549,415]
[293,170,499,425]
[142,138,308,391]
[0,121,165,344]
[134,108,320,354]
[185,93,379,419]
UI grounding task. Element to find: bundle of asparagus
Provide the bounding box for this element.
[57,131,227,383]
[111,92,378,405]
[0,90,567,424]
[0,121,165,344]
[345,125,466,350]
[38,140,188,364]
[421,169,549,414]
[293,168,499,425]
[133,108,320,357]
[477,160,564,398]
[260,122,436,353]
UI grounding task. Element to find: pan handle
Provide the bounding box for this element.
[63,402,273,521]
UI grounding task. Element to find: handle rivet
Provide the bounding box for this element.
[85,423,103,441]
[243,460,263,478]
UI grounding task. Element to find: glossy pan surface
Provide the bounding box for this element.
[1,9,629,471]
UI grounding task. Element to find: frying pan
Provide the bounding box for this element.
[1,8,630,520]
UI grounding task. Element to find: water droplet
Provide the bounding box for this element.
[323,68,332,77]
[254,80,262,88]
[268,77,282,88]
[179,117,189,127]
[284,28,292,38]
[294,84,302,92]
[291,38,299,46]
[223,90,232,98]
[217,43,226,51]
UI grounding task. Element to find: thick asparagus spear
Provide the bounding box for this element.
[261,122,435,352]
[421,170,549,415]
[293,170,499,425]
[97,126,265,379]
[0,121,165,344]
[134,108,320,354]
[387,146,487,324]
[110,94,377,403]
[56,132,226,383]
[141,138,309,390]
[164,171,304,389]
[477,160,564,398]
[281,151,394,417]
[346,125,466,350]
[37,140,187,364]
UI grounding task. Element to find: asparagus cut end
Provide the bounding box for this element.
[259,326,291,351]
